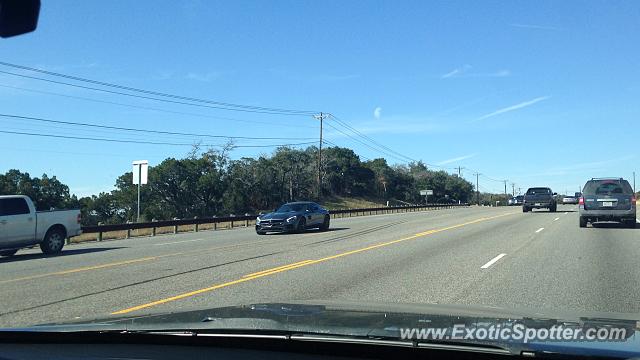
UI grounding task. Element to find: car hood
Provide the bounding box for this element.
[6,301,640,357]
[259,211,304,220]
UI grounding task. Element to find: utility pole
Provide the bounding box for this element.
[511,183,515,197]
[503,180,508,206]
[313,112,328,200]
[474,172,481,205]
[456,166,464,177]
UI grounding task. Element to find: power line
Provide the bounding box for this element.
[325,121,453,170]
[0,70,314,117]
[0,83,320,129]
[0,61,318,115]
[324,122,411,163]
[465,167,507,185]
[328,114,453,170]
[328,114,418,163]
[0,113,316,141]
[321,139,372,162]
[0,129,318,148]
[481,174,505,183]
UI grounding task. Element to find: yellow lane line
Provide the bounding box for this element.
[242,260,314,278]
[112,212,516,315]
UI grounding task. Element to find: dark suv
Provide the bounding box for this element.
[523,187,557,212]
[579,178,636,228]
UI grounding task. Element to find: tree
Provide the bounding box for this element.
[363,158,395,199]
[0,170,76,210]
[323,147,371,196]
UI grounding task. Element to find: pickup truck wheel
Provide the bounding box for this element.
[579,217,587,228]
[522,207,529,213]
[550,205,557,212]
[40,228,65,254]
[256,230,266,235]
[0,249,18,257]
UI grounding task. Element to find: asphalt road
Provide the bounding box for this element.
[0,205,638,327]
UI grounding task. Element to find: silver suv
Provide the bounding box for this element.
[579,178,636,228]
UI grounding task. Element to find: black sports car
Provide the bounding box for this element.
[256,201,330,234]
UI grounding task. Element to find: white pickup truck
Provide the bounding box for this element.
[0,195,82,257]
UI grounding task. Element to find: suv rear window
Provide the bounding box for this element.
[582,180,633,195]
[0,198,30,216]
[526,188,551,195]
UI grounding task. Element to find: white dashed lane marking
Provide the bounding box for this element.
[481,253,507,269]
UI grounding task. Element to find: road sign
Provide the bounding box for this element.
[420,190,427,196]
[132,160,148,185]
[132,160,149,223]
[426,189,433,195]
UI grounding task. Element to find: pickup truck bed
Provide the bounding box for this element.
[523,187,557,212]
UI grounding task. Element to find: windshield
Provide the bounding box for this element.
[276,204,308,212]
[583,180,633,195]
[1,1,639,356]
[526,188,551,195]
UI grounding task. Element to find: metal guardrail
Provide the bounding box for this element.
[80,203,468,241]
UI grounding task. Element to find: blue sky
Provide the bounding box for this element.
[1,0,638,197]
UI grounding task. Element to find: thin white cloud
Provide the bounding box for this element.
[441,65,510,79]
[510,23,559,31]
[441,69,462,79]
[373,107,382,120]
[441,64,472,79]
[467,69,511,78]
[186,71,222,82]
[436,153,477,165]
[474,96,550,121]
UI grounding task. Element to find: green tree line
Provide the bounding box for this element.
[1,145,476,225]
[0,170,79,211]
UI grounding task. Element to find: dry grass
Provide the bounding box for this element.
[322,196,384,210]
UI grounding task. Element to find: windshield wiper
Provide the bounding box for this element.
[111,328,513,354]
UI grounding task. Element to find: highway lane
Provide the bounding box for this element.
[0,205,638,327]
[0,206,495,324]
